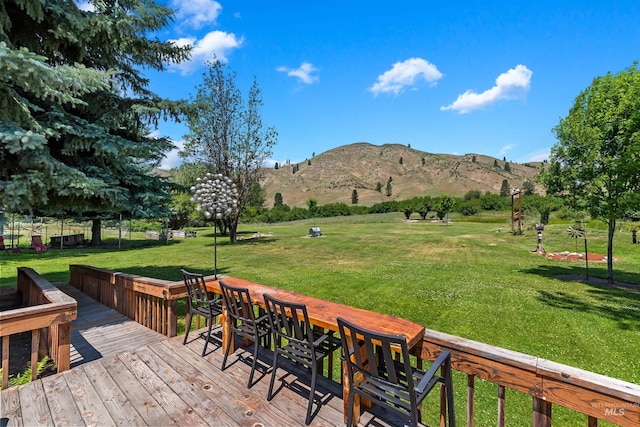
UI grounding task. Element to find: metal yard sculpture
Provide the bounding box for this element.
[567,224,589,279]
[190,173,239,278]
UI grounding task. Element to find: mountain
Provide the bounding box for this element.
[261,142,543,207]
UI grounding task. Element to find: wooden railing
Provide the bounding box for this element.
[414,329,640,427]
[0,267,77,389]
[65,266,640,426]
[69,265,186,337]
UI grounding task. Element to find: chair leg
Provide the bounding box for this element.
[346,388,355,427]
[183,311,192,345]
[445,361,456,427]
[267,352,279,401]
[202,316,213,356]
[305,363,318,425]
[248,337,260,388]
[221,329,232,371]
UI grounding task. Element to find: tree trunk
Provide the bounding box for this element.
[607,219,615,284]
[228,215,238,244]
[91,219,102,246]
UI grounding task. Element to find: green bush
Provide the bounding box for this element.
[459,200,480,216]
[0,357,52,388]
[129,219,163,232]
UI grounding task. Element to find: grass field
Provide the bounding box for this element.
[1,213,638,425]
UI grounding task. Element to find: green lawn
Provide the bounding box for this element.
[2,213,638,425]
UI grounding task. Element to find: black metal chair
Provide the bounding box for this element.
[180,269,222,356]
[337,317,455,427]
[219,280,271,388]
[263,294,342,425]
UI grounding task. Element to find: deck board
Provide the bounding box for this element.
[62,366,116,426]
[17,378,52,426]
[81,361,148,426]
[0,385,22,427]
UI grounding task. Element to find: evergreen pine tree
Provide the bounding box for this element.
[500,179,511,197]
[1,0,190,244]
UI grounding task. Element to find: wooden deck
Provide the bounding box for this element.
[1,328,409,426]
[1,283,404,427]
[55,282,168,368]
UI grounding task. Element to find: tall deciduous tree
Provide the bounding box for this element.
[436,194,455,221]
[182,60,277,243]
[1,0,190,244]
[522,179,535,196]
[540,63,640,283]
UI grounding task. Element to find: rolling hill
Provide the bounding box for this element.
[261,142,543,207]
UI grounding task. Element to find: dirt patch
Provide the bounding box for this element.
[539,253,639,290]
[539,252,610,262]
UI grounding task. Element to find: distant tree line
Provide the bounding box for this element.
[237,188,575,226]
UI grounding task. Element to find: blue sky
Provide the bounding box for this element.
[127,0,638,169]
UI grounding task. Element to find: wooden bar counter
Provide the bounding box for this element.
[206,276,426,424]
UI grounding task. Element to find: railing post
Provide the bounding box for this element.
[533,397,552,427]
[498,385,506,427]
[2,336,8,389]
[468,374,475,427]
[167,299,178,337]
[31,329,40,381]
[56,322,72,372]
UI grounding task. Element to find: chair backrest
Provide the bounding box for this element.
[0,236,5,249]
[337,317,417,406]
[180,269,214,312]
[337,316,413,383]
[263,294,316,367]
[219,280,257,324]
[31,235,44,247]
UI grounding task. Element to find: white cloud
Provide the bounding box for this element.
[75,1,95,12]
[169,31,243,75]
[441,64,532,113]
[170,0,222,29]
[526,148,551,163]
[369,58,443,96]
[500,144,515,155]
[160,139,185,170]
[277,62,319,85]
